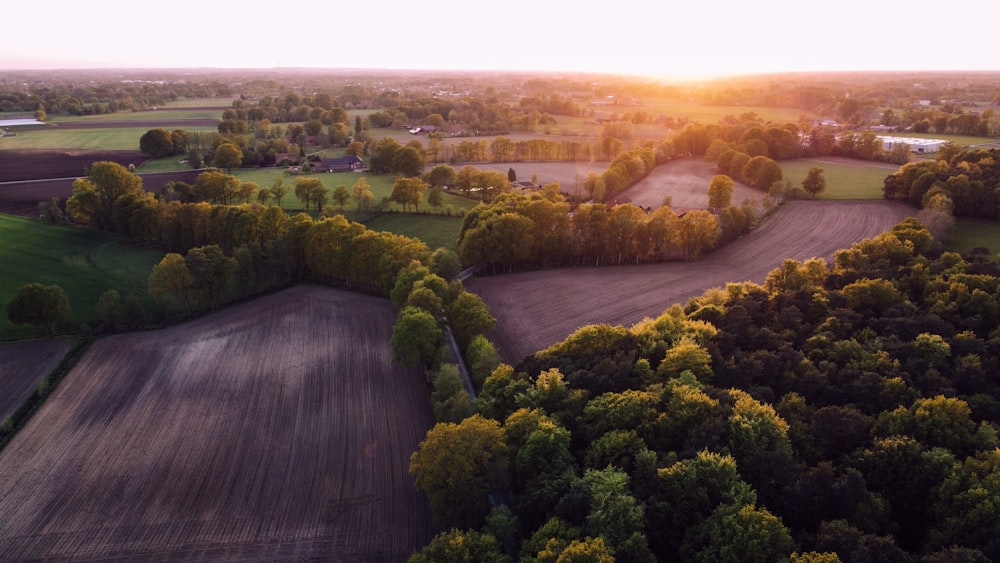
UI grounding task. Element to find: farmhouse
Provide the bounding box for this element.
[877,136,948,153]
[315,155,365,172]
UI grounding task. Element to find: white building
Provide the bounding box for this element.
[878,136,948,154]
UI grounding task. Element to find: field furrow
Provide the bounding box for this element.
[468,199,915,363]
[0,285,434,561]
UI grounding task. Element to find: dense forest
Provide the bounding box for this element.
[408,217,1000,562]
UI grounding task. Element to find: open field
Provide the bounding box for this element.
[364,213,464,252]
[947,218,1000,255]
[616,158,760,209]
[0,285,435,560]
[467,199,915,363]
[0,123,219,151]
[781,156,898,200]
[0,214,164,340]
[0,338,72,421]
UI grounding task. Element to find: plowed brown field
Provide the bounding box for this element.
[468,199,915,363]
[0,285,434,561]
[0,338,72,420]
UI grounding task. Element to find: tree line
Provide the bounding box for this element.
[883,147,1000,220]
[406,218,1000,562]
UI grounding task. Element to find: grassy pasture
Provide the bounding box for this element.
[0,125,217,151]
[0,215,163,340]
[364,213,464,252]
[780,158,896,200]
[947,218,1000,255]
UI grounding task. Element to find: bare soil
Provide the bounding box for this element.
[0,285,435,561]
[0,149,149,183]
[0,338,72,421]
[0,150,201,216]
[467,199,915,363]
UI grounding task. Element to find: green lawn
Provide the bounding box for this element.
[363,213,464,252]
[0,215,164,340]
[0,126,218,151]
[780,159,895,199]
[946,218,1000,255]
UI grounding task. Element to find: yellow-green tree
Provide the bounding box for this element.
[66,161,143,231]
[410,414,507,529]
[708,175,735,208]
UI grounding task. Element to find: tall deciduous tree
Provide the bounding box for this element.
[410,414,507,529]
[66,161,143,231]
[214,142,243,173]
[5,283,70,335]
[389,177,427,211]
[148,253,194,314]
[802,166,826,198]
[139,128,175,158]
[708,175,735,209]
[391,306,442,369]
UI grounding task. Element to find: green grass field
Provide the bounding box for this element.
[363,213,464,252]
[946,218,1000,255]
[0,126,219,151]
[0,215,164,340]
[780,159,895,199]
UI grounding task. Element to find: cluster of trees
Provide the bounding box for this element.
[883,148,1000,220]
[692,72,1000,133]
[0,72,234,115]
[60,162,453,320]
[408,218,1000,561]
[139,128,190,159]
[456,189,763,271]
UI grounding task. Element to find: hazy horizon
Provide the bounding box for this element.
[3,0,997,81]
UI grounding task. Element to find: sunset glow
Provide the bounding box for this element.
[3,0,997,79]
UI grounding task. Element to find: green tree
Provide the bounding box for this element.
[352,177,375,211]
[269,177,288,207]
[393,145,426,177]
[466,334,501,388]
[445,290,496,351]
[139,128,175,158]
[185,244,236,311]
[96,289,122,331]
[409,414,507,529]
[802,166,826,198]
[66,161,143,231]
[390,177,427,211]
[148,253,194,314]
[391,306,442,369]
[408,528,507,563]
[294,177,325,211]
[331,184,351,210]
[214,142,243,172]
[675,209,720,260]
[426,164,458,188]
[742,155,783,190]
[6,283,70,335]
[427,186,444,209]
[708,175,735,209]
[683,504,795,563]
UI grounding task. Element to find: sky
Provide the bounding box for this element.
[2,0,998,80]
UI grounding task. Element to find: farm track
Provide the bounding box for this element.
[0,285,435,561]
[467,199,915,363]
